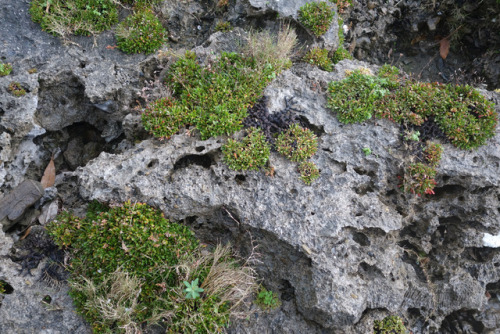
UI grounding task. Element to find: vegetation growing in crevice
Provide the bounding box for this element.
[298,161,320,185]
[29,0,118,36]
[255,286,281,311]
[298,1,335,37]
[303,48,333,71]
[47,201,258,333]
[373,315,408,334]
[0,63,12,76]
[222,128,271,171]
[328,65,497,195]
[115,8,167,54]
[276,124,318,162]
[8,82,26,97]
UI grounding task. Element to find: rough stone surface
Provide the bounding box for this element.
[73,59,500,332]
[0,180,44,230]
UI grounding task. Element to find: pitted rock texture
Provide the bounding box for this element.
[74,60,500,332]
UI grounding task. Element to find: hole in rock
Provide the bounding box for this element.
[352,232,370,246]
[440,309,484,334]
[358,262,384,280]
[234,174,246,184]
[433,184,466,197]
[0,280,14,294]
[463,247,500,263]
[173,154,213,170]
[195,146,205,152]
[42,295,52,304]
[147,159,159,168]
[279,279,295,302]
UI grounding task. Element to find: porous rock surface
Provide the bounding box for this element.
[74,59,500,333]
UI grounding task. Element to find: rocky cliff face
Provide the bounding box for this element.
[1,0,500,333]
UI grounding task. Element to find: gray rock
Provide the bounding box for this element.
[0,180,44,230]
[427,16,441,31]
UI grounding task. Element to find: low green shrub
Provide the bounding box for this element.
[327,70,395,123]
[298,161,320,185]
[222,128,271,171]
[116,9,167,54]
[255,286,281,311]
[303,48,333,72]
[298,1,334,37]
[48,201,257,333]
[276,124,318,162]
[143,33,295,140]
[8,82,26,97]
[423,142,443,167]
[402,162,437,196]
[373,315,408,334]
[215,21,232,32]
[29,0,118,36]
[331,46,352,64]
[0,63,12,76]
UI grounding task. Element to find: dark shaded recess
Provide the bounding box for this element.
[195,146,205,152]
[296,115,325,137]
[280,279,296,302]
[430,216,465,250]
[358,262,384,280]
[439,309,485,334]
[352,231,371,246]
[42,295,52,304]
[147,159,159,168]
[173,153,214,170]
[234,174,246,184]
[432,184,466,197]
[399,220,431,240]
[471,186,494,195]
[486,280,500,299]
[0,280,14,294]
[353,167,376,178]
[463,247,500,263]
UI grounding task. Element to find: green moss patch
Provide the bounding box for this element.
[303,48,333,72]
[298,1,335,37]
[222,128,271,171]
[29,0,118,36]
[116,8,167,54]
[48,201,257,333]
[0,63,13,76]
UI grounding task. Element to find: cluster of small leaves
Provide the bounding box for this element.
[29,0,118,36]
[116,9,167,54]
[215,21,232,32]
[183,278,204,299]
[329,0,352,14]
[276,124,318,162]
[0,63,12,76]
[298,1,334,37]
[47,201,201,330]
[327,69,396,123]
[222,128,271,171]
[255,286,281,311]
[402,162,437,196]
[373,315,408,334]
[143,51,279,140]
[303,48,333,72]
[298,161,320,185]
[329,65,497,150]
[8,82,26,97]
[423,141,443,167]
[332,46,352,64]
[0,281,5,294]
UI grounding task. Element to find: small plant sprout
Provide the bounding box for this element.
[404,130,420,142]
[183,278,204,299]
[362,147,372,156]
[255,286,281,311]
[298,161,320,185]
[276,124,318,162]
[8,82,26,97]
[0,63,13,76]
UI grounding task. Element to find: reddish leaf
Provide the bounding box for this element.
[41,156,55,189]
[440,38,450,60]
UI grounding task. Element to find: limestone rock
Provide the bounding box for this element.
[0,180,44,230]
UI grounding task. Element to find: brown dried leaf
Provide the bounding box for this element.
[41,156,55,188]
[19,226,32,241]
[440,38,450,60]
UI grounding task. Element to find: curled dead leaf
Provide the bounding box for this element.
[41,156,55,188]
[440,38,450,60]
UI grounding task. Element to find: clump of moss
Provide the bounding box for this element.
[222,128,271,171]
[298,1,334,37]
[255,286,281,311]
[8,82,26,97]
[373,315,408,334]
[143,28,296,141]
[303,48,333,71]
[29,0,118,36]
[48,201,257,333]
[215,21,232,32]
[276,124,318,162]
[332,46,352,64]
[298,161,320,185]
[0,63,13,76]
[116,9,167,54]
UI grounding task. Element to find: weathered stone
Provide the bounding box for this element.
[0,180,44,230]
